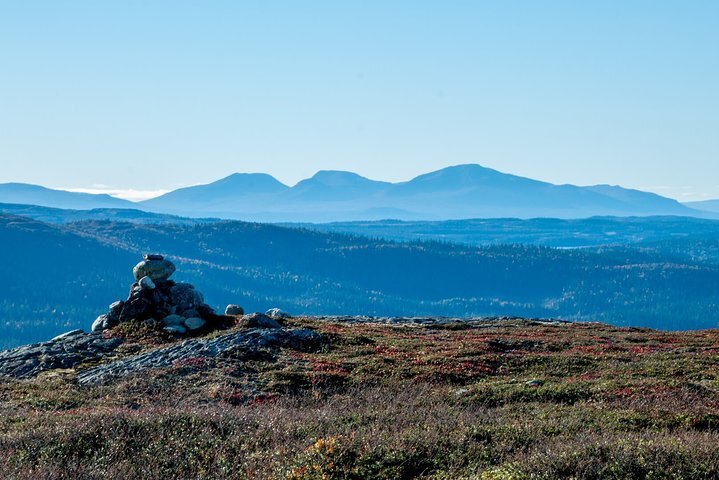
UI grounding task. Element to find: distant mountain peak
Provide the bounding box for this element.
[400,163,543,192]
[300,170,389,188]
[213,172,288,189]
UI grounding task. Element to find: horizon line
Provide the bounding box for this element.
[5,162,712,203]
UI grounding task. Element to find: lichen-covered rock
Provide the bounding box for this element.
[239,313,282,329]
[117,290,154,323]
[132,256,176,282]
[169,283,204,311]
[225,304,244,316]
[76,327,322,385]
[0,332,122,379]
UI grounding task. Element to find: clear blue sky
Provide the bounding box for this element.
[1,1,717,200]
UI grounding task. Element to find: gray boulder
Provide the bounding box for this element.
[92,314,109,332]
[138,275,156,291]
[266,308,290,319]
[169,283,204,311]
[107,301,124,323]
[133,256,176,282]
[162,314,185,326]
[225,304,244,316]
[184,317,206,331]
[238,313,282,329]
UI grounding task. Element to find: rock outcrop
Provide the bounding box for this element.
[0,331,122,378]
[0,313,567,383]
[77,327,321,385]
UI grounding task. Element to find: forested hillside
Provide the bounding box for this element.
[289,216,719,248]
[1,213,718,348]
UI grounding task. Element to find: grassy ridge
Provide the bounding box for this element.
[1,319,718,478]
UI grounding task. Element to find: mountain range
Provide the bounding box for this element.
[0,183,135,210]
[1,164,714,221]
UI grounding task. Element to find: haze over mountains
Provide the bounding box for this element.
[0,164,714,221]
[0,183,135,210]
[686,199,719,214]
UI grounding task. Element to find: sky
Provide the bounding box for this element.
[0,1,717,201]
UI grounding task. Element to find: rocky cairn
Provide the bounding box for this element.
[92,254,223,335]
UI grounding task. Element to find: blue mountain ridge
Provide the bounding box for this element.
[139,164,701,221]
[0,164,711,221]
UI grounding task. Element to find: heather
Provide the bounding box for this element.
[1,318,717,479]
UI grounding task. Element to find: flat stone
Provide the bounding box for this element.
[77,327,322,385]
[144,253,164,261]
[133,258,176,282]
[184,317,206,331]
[164,325,187,335]
[51,329,85,342]
[0,334,122,379]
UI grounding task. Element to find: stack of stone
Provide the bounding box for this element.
[92,254,221,335]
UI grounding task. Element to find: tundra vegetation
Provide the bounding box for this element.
[0,317,717,479]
